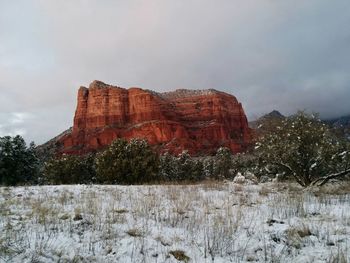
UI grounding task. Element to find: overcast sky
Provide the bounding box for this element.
[1,0,350,144]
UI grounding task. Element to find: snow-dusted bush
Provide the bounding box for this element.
[43,153,95,184]
[255,111,350,187]
[158,150,204,181]
[158,148,259,182]
[95,138,159,184]
[176,150,204,181]
[202,156,214,178]
[213,147,233,179]
[158,152,177,181]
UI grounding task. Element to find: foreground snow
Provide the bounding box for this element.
[1,182,350,262]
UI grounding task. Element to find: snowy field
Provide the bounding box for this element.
[1,181,350,262]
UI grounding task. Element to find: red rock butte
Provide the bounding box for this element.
[59,80,251,155]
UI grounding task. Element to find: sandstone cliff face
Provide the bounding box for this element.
[59,80,251,155]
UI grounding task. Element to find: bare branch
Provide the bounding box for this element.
[310,168,350,187]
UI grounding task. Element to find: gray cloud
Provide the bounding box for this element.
[0,0,349,144]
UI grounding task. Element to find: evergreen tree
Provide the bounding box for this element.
[176,150,193,180]
[159,152,177,181]
[95,138,159,184]
[191,158,205,181]
[43,153,96,184]
[202,157,214,178]
[213,147,233,179]
[0,135,39,185]
[159,151,205,182]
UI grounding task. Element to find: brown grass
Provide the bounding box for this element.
[126,228,143,237]
[169,250,190,262]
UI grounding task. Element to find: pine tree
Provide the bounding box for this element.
[176,150,193,180]
[213,147,233,179]
[95,138,159,184]
[159,152,177,181]
[43,153,95,184]
[202,157,214,178]
[159,151,205,182]
[0,135,39,185]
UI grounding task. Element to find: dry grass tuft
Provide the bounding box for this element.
[169,250,190,262]
[126,228,143,237]
[114,208,128,214]
[59,214,70,220]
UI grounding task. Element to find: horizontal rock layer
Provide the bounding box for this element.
[59,80,251,155]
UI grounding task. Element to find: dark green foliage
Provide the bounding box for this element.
[160,148,254,182]
[191,159,205,181]
[159,148,247,182]
[202,157,214,178]
[0,135,39,186]
[176,151,193,180]
[230,153,261,178]
[174,151,193,180]
[176,151,205,181]
[159,151,205,182]
[213,147,233,179]
[95,138,159,184]
[43,153,95,184]
[158,152,177,181]
[255,111,350,187]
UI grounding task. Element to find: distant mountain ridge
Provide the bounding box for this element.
[262,110,285,119]
[248,110,285,129]
[325,114,350,141]
[250,111,350,127]
[249,110,350,141]
[324,114,350,127]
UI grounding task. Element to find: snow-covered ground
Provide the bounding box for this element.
[1,182,350,262]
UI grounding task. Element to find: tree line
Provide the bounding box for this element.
[1,112,349,187]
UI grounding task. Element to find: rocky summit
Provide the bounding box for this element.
[58,80,251,155]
